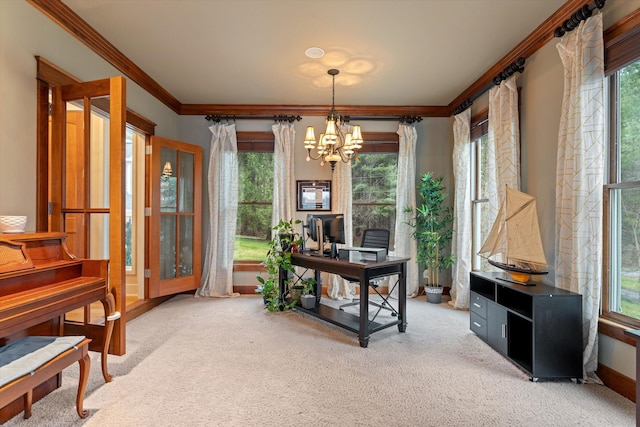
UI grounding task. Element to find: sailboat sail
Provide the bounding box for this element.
[478,187,547,280]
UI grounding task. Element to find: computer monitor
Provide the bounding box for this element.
[305,213,345,256]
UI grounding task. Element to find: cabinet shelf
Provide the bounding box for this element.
[470,272,582,381]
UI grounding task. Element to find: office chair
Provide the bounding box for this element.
[339,228,397,316]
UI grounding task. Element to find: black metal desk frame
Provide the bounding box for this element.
[279,253,409,348]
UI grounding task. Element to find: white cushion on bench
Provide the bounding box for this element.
[0,336,86,387]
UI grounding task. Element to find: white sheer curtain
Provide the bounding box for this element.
[271,122,296,226]
[485,74,521,274]
[327,126,354,300]
[451,109,472,309]
[555,14,605,381]
[197,123,240,297]
[393,123,418,298]
[488,74,521,195]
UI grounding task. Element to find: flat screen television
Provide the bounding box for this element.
[305,213,345,257]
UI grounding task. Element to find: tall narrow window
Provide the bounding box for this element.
[604,59,640,325]
[351,152,398,246]
[470,112,490,271]
[234,133,274,261]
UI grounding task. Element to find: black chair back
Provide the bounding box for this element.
[361,229,390,252]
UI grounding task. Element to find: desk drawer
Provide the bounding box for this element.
[470,311,487,340]
[470,292,487,319]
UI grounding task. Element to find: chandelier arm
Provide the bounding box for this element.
[336,147,352,164]
[306,149,326,161]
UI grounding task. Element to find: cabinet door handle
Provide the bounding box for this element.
[473,302,481,308]
[502,324,506,338]
[473,322,482,328]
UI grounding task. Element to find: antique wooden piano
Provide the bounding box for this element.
[0,232,119,421]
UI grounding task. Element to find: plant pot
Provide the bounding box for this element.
[290,285,304,303]
[425,286,443,304]
[300,294,316,309]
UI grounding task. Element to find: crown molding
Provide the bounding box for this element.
[181,104,448,118]
[29,0,603,118]
[27,0,182,113]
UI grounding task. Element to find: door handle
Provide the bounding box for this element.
[501,324,506,338]
[473,322,482,328]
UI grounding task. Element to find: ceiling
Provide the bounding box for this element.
[61,0,568,108]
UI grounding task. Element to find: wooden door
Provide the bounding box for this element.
[50,76,127,355]
[148,136,202,297]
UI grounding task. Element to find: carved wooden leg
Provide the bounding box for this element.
[76,353,90,418]
[100,292,120,382]
[23,389,33,419]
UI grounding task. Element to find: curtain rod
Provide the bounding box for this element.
[453,56,526,115]
[205,114,423,124]
[554,0,606,37]
[348,115,423,124]
[493,57,525,85]
[453,99,473,116]
[205,114,302,123]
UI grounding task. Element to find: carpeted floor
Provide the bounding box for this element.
[4,294,635,426]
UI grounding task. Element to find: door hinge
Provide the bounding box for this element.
[145,145,152,155]
[144,207,151,217]
[144,269,151,278]
[48,202,52,215]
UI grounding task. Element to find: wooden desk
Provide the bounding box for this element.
[623,329,639,422]
[281,253,409,348]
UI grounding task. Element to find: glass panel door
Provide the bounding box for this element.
[149,136,202,297]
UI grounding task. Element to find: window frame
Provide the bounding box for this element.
[470,110,489,272]
[233,131,275,269]
[601,18,640,331]
[350,132,399,246]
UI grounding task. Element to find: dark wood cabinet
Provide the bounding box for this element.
[470,272,583,381]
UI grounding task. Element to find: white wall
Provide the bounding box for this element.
[0,0,179,228]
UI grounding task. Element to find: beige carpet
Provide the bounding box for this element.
[4,294,635,426]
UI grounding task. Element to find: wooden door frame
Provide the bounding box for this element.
[49,76,127,355]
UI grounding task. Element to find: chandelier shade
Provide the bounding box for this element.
[304,69,364,171]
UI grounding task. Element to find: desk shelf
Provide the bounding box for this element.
[295,303,399,335]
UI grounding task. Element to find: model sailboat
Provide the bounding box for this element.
[478,187,548,283]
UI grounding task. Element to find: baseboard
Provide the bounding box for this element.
[126,295,174,321]
[597,363,635,403]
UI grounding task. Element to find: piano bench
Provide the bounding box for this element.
[0,336,91,420]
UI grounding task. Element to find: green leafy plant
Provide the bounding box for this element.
[404,173,455,287]
[300,277,316,295]
[256,219,304,312]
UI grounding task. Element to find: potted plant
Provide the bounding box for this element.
[405,173,455,303]
[256,219,304,312]
[299,277,317,309]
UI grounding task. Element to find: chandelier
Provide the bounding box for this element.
[303,69,364,172]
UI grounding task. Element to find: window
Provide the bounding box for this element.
[604,59,640,326]
[351,135,398,247]
[234,132,274,261]
[470,111,491,271]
